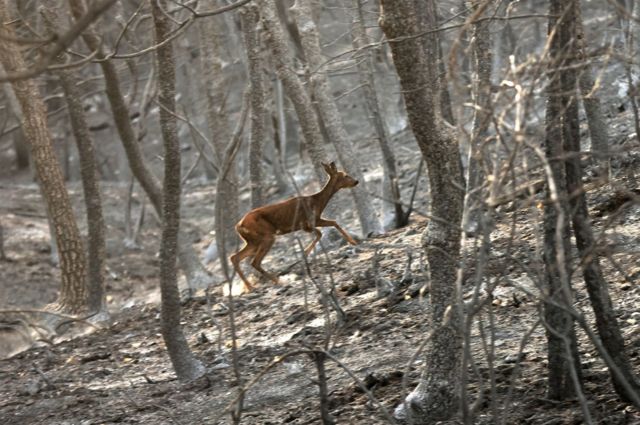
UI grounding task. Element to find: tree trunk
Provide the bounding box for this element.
[0,0,88,314]
[575,3,610,175]
[1,80,30,169]
[380,1,464,422]
[68,0,214,291]
[12,127,30,169]
[352,0,406,230]
[258,0,328,180]
[241,4,267,208]
[0,221,6,260]
[40,4,107,317]
[563,1,640,405]
[52,66,106,314]
[291,0,382,236]
[543,0,583,400]
[463,0,493,235]
[150,0,204,381]
[197,13,241,265]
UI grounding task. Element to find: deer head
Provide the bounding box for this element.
[322,161,359,189]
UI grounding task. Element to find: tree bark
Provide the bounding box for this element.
[40,4,107,317]
[150,0,204,381]
[352,0,405,230]
[241,4,267,208]
[575,3,610,174]
[258,0,328,180]
[1,80,30,169]
[197,13,241,265]
[54,65,107,315]
[543,0,583,400]
[463,0,493,235]
[291,0,382,236]
[562,0,640,405]
[0,0,88,314]
[380,1,464,422]
[68,0,214,291]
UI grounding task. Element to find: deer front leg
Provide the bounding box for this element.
[304,228,323,256]
[316,218,358,245]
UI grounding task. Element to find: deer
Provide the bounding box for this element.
[230,162,359,292]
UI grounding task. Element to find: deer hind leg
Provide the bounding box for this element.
[230,241,258,292]
[317,218,358,245]
[250,235,278,284]
[304,228,323,256]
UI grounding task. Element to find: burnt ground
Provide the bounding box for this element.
[1,139,640,425]
[2,25,640,419]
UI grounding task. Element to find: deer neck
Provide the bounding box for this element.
[311,176,339,214]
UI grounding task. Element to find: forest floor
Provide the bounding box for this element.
[2,130,640,424]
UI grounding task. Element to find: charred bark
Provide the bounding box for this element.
[150,0,204,381]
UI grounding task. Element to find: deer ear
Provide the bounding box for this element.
[321,162,332,174]
[330,161,337,171]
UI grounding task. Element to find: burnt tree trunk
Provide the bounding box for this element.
[258,0,328,179]
[241,4,267,208]
[543,0,583,400]
[150,0,204,381]
[562,0,640,405]
[575,3,610,175]
[68,0,214,291]
[291,0,382,236]
[463,0,493,235]
[41,4,107,317]
[197,13,241,257]
[380,1,464,422]
[352,0,405,230]
[0,1,88,314]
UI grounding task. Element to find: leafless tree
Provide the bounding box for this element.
[258,0,328,179]
[42,4,108,317]
[0,0,88,314]
[351,0,406,230]
[557,0,640,404]
[543,0,583,400]
[463,0,493,235]
[291,0,382,236]
[197,11,241,258]
[150,0,204,381]
[575,3,610,175]
[68,0,214,291]
[380,0,465,422]
[241,4,267,209]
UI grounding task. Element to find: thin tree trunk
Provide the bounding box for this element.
[1,81,30,169]
[258,0,328,180]
[197,13,241,266]
[0,1,88,314]
[575,4,610,175]
[563,1,640,405]
[150,0,204,381]
[291,0,382,236]
[241,4,266,208]
[68,0,214,291]
[0,221,5,260]
[380,1,464,422]
[543,0,583,400]
[352,0,406,230]
[464,0,493,235]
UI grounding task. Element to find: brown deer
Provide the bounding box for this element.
[230,162,359,292]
